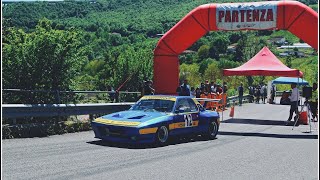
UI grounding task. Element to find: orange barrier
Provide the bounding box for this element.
[216,94,222,111]
[229,106,234,117]
[199,94,207,106]
[199,93,228,111]
[208,93,216,110]
[299,111,308,125]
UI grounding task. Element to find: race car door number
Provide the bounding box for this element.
[184,114,193,127]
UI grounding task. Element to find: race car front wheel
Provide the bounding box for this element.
[156,125,169,145]
[205,119,219,140]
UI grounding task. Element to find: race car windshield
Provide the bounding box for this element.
[130,99,175,113]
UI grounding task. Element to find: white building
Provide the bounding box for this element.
[278,43,312,49]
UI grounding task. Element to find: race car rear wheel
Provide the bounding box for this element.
[156,125,169,145]
[205,119,219,140]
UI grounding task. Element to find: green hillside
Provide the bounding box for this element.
[2,0,318,103]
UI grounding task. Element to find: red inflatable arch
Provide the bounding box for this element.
[153,1,318,94]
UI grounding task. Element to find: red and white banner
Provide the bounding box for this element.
[216,2,277,30]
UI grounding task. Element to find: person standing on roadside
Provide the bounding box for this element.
[256,85,261,104]
[270,84,276,104]
[176,81,182,96]
[190,87,195,97]
[287,83,299,123]
[180,79,191,96]
[140,81,146,97]
[204,80,210,94]
[261,84,267,104]
[210,81,216,93]
[248,85,254,103]
[216,84,223,94]
[195,87,201,98]
[310,82,318,122]
[238,83,244,106]
[144,80,155,95]
[223,82,228,94]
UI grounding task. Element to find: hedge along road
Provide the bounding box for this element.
[2,102,318,180]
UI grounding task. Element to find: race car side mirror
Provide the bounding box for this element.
[197,104,205,112]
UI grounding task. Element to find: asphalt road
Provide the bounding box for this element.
[2,102,319,180]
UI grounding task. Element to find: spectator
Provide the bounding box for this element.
[310,83,318,122]
[238,83,244,106]
[216,84,223,94]
[204,80,210,94]
[107,85,116,102]
[255,85,261,104]
[248,85,254,103]
[180,79,191,96]
[200,82,205,90]
[140,81,146,97]
[222,82,228,93]
[280,91,291,105]
[195,87,201,98]
[287,83,299,123]
[210,81,216,93]
[176,81,182,96]
[144,80,155,95]
[200,82,205,94]
[261,84,267,104]
[190,87,195,97]
[115,90,120,102]
[270,84,276,104]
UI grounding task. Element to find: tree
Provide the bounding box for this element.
[189,38,209,51]
[110,45,153,92]
[234,39,246,62]
[204,61,221,82]
[179,64,201,88]
[2,18,88,103]
[209,35,230,60]
[285,56,292,68]
[228,32,241,44]
[197,45,209,61]
[293,47,299,57]
[198,58,214,75]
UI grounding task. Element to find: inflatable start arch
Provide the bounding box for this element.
[153,1,318,94]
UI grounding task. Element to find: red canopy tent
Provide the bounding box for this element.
[223,47,303,77]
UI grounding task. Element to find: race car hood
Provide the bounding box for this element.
[93,110,170,127]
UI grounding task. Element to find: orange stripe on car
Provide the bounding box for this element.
[139,127,158,134]
[169,120,199,130]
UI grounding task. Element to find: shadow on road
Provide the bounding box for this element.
[86,140,155,149]
[219,131,318,139]
[222,118,289,126]
[86,136,215,149]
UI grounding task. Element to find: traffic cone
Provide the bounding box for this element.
[229,106,234,118]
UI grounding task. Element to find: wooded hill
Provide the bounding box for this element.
[2,0,318,103]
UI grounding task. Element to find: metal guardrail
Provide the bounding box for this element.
[2,103,134,119]
[2,94,251,120]
[226,94,251,105]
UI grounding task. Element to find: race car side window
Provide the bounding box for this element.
[186,99,198,112]
[175,99,191,112]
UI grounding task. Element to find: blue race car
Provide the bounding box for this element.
[91,95,220,145]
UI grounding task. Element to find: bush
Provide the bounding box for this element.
[2,119,92,139]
